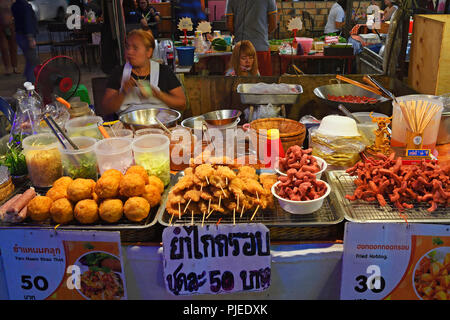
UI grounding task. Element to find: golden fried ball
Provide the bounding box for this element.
[53,176,73,189]
[92,192,99,204]
[142,184,162,207]
[123,197,150,222]
[67,178,94,202]
[119,173,145,198]
[148,175,164,194]
[95,175,121,199]
[50,198,74,224]
[74,199,99,224]
[101,169,123,180]
[46,186,67,202]
[99,199,123,223]
[27,196,53,222]
[126,165,149,184]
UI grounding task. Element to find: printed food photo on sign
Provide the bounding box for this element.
[413,246,450,300]
[75,251,125,300]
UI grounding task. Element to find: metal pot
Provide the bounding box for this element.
[437,107,450,145]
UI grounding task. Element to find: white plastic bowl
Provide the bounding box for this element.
[275,156,328,179]
[271,180,331,215]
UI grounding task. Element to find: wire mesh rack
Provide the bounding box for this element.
[158,171,344,229]
[326,170,450,224]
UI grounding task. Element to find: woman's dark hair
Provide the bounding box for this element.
[337,0,348,10]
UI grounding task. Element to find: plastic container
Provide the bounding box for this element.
[68,101,94,118]
[94,137,133,175]
[58,136,98,180]
[132,134,170,186]
[134,128,166,137]
[295,37,314,54]
[65,115,103,140]
[271,180,331,215]
[106,128,134,140]
[176,46,195,66]
[168,126,195,171]
[275,156,328,180]
[22,133,63,188]
[391,95,443,151]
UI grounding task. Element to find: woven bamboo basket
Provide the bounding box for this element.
[249,118,306,156]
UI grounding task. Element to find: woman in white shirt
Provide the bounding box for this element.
[324,0,347,35]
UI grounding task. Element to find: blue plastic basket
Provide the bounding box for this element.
[176,46,195,66]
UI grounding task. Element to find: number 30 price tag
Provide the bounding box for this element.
[341,223,450,300]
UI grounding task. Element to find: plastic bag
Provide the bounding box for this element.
[309,127,367,167]
[243,103,281,121]
[246,83,299,94]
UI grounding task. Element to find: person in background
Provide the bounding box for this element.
[85,0,103,17]
[225,0,277,76]
[225,40,260,76]
[123,0,140,24]
[324,0,347,35]
[102,29,186,116]
[174,0,206,28]
[11,0,39,83]
[382,0,398,22]
[137,0,160,37]
[0,0,18,75]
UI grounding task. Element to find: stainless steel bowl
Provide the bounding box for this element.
[119,108,181,130]
[313,84,389,111]
[202,109,242,126]
[181,115,241,130]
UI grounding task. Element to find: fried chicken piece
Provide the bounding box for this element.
[194,164,215,184]
[184,188,201,202]
[229,177,246,198]
[237,166,259,181]
[167,190,187,208]
[243,178,265,196]
[171,174,194,193]
[216,165,237,181]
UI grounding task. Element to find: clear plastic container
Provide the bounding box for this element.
[105,128,134,140]
[58,136,98,180]
[65,115,103,140]
[94,137,133,175]
[22,133,63,188]
[68,101,94,118]
[391,95,443,151]
[134,128,166,137]
[132,134,170,186]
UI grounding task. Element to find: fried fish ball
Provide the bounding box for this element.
[50,198,74,224]
[27,196,53,222]
[123,197,150,222]
[46,186,67,202]
[101,169,123,180]
[53,176,73,189]
[119,173,145,198]
[67,178,94,202]
[92,192,99,204]
[95,175,121,199]
[148,175,164,194]
[142,184,162,207]
[74,199,99,224]
[99,199,123,223]
[126,165,149,184]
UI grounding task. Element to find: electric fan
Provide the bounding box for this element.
[35,55,81,106]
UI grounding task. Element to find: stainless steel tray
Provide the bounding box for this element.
[158,170,343,227]
[0,180,168,231]
[327,170,450,224]
[237,83,303,105]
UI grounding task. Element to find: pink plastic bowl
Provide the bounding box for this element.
[295,37,314,54]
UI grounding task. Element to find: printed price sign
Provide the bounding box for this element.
[163,224,271,296]
[0,229,126,300]
[341,223,450,300]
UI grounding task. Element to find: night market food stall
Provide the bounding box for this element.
[0,2,449,302]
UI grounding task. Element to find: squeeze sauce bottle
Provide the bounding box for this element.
[265,129,285,169]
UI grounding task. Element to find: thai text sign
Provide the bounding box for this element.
[0,229,126,300]
[163,224,271,296]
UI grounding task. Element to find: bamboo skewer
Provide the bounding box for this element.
[208,198,211,214]
[250,205,260,221]
[233,208,236,225]
[206,209,214,219]
[202,211,205,227]
[184,199,192,213]
[205,176,209,185]
[178,202,181,219]
[169,213,174,226]
[237,195,239,211]
[191,210,194,226]
[219,185,227,198]
[240,204,245,218]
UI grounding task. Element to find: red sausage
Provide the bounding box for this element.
[7,187,36,214]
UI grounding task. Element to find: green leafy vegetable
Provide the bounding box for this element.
[62,153,97,180]
[0,142,28,176]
